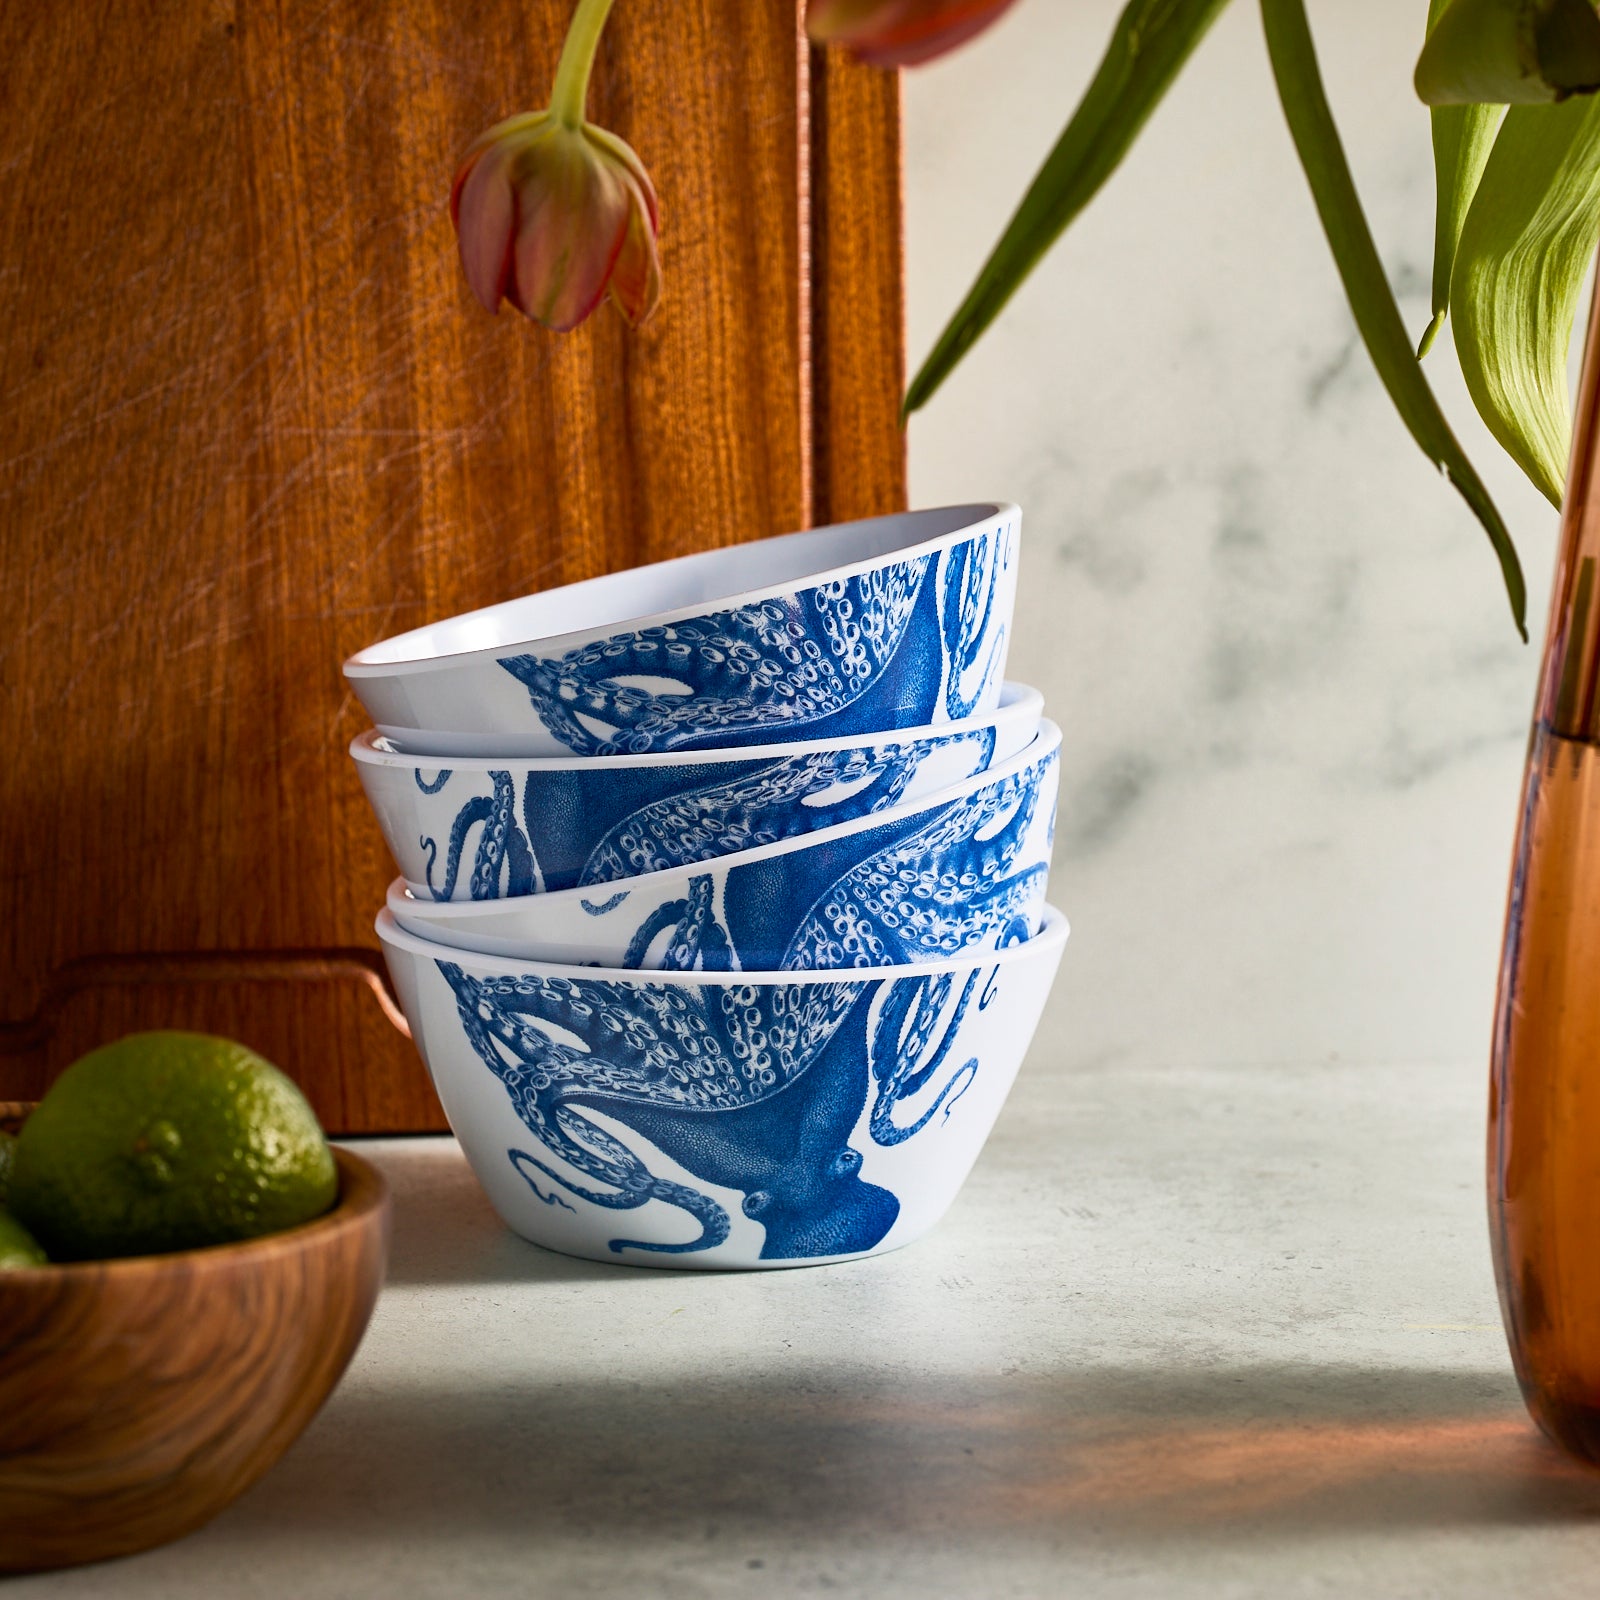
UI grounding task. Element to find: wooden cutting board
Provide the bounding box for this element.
[0,2,905,1132]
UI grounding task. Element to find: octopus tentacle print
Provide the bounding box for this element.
[439,961,886,1257]
[443,963,741,1254]
[867,971,983,1146]
[941,531,1008,721]
[420,771,539,901]
[437,951,1009,1261]
[494,558,937,755]
[576,740,951,886]
[774,761,1048,971]
[621,874,733,972]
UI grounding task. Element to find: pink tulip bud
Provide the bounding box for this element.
[450,112,661,332]
[806,0,1019,67]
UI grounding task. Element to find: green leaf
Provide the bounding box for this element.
[1260,0,1527,637]
[1415,0,1600,106]
[903,0,1232,418]
[1451,95,1600,507]
[1419,104,1503,356]
[1419,1,1505,358]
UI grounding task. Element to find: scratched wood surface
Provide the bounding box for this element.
[0,4,905,1131]
[810,50,907,528]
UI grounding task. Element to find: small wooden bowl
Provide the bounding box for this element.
[0,1106,390,1574]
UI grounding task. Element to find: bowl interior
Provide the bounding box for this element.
[346,503,1006,670]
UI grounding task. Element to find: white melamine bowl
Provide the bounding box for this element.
[352,683,1043,900]
[377,904,1068,1270]
[344,504,1020,757]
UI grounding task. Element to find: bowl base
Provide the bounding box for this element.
[499,1218,934,1273]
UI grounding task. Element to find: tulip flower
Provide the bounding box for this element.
[806,0,1020,68]
[450,0,660,331]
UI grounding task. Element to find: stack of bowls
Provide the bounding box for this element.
[345,503,1067,1269]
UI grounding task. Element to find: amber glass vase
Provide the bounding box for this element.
[1491,286,1600,1465]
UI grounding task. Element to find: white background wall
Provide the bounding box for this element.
[903,0,1566,1070]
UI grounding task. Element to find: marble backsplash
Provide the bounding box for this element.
[904,0,1566,1071]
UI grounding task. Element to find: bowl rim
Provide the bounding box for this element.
[387,720,1060,928]
[349,682,1044,773]
[343,502,1016,679]
[377,901,1068,985]
[0,1145,390,1283]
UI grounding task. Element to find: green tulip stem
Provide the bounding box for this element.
[551,0,618,128]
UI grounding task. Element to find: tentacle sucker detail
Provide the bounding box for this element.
[780,758,1050,970]
[868,970,984,1146]
[942,530,1008,720]
[437,950,1008,1260]
[621,875,733,971]
[422,771,539,900]
[495,560,931,755]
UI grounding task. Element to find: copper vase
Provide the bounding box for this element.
[1491,283,1600,1464]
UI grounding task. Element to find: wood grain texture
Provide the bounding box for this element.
[0,1146,391,1573]
[0,4,906,1130]
[810,49,908,526]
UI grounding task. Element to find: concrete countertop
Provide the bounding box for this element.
[16,1052,1600,1598]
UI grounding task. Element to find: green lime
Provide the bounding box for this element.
[0,1205,46,1268]
[10,1032,337,1262]
[0,1129,14,1205]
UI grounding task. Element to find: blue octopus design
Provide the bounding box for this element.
[413,727,1000,900]
[438,956,1005,1259]
[576,731,989,885]
[493,531,1009,757]
[496,562,925,756]
[942,530,1009,721]
[419,770,539,900]
[771,757,1048,969]
[600,752,1052,973]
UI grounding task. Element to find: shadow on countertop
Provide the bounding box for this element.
[47,1144,1582,1596]
[177,1363,1600,1556]
[330,1147,1600,1546]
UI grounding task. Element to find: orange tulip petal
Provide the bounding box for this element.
[807,0,1018,66]
[509,133,631,332]
[448,147,479,232]
[453,143,517,313]
[585,125,661,233]
[450,111,660,333]
[607,176,662,326]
